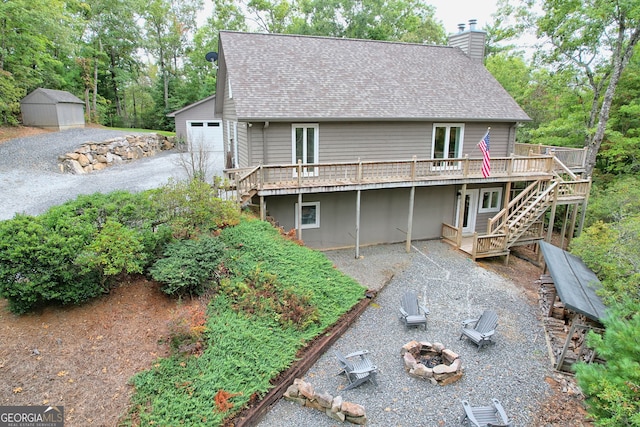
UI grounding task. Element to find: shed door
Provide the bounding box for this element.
[187,120,224,175]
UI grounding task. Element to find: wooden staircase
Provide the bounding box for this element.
[468,158,591,260]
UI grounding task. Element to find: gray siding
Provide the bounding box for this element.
[447,31,486,63]
[21,104,84,130]
[244,121,514,166]
[56,104,85,131]
[265,186,456,249]
[173,98,217,140]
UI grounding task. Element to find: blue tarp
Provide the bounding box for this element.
[539,241,607,323]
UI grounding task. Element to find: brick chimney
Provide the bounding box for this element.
[447,19,486,63]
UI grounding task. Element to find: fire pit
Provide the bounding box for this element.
[401,340,463,385]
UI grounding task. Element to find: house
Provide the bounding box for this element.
[167,95,227,173]
[215,28,590,258]
[20,88,85,131]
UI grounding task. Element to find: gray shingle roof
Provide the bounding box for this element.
[21,88,84,105]
[218,31,530,122]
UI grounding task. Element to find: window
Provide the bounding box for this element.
[292,124,319,176]
[479,188,502,213]
[295,202,320,229]
[431,124,464,169]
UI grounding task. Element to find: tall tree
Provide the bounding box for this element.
[501,0,640,176]
[0,0,80,124]
[144,0,203,110]
[80,0,143,123]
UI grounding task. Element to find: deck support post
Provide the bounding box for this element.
[567,203,579,247]
[297,192,302,242]
[355,190,361,259]
[546,185,559,243]
[577,180,591,237]
[260,196,266,221]
[406,186,415,253]
[457,184,467,247]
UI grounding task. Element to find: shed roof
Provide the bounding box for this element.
[539,241,607,323]
[217,31,531,122]
[21,88,84,105]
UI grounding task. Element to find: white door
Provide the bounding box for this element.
[456,189,479,234]
[187,120,224,175]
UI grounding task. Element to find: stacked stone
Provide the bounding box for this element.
[401,340,463,385]
[58,134,174,174]
[283,378,367,425]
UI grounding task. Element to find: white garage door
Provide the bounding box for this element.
[187,120,224,175]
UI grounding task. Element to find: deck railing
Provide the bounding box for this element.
[514,143,587,169]
[233,155,555,194]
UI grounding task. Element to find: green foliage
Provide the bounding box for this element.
[126,217,366,425]
[575,301,640,427]
[77,219,146,278]
[0,70,24,125]
[571,175,640,304]
[150,179,240,239]
[149,236,226,296]
[220,266,320,330]
[0,214,102,314]
[0,190,172,314]
[219,217,365,335]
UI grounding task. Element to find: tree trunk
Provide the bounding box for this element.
[585,26,640,177]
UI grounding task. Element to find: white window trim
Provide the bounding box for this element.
[478,187,503,213]
[295,201,320,229]
[291,123,319,177]
[430,123,465,170]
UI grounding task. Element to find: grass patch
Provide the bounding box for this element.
[124,217,366,425]
[106,126,175,137]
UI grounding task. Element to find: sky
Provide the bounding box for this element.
[427,0,499,35]
[199,0,501,34]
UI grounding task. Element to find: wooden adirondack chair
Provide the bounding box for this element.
[334,350,378,390]
[461,398,512,427]
[399,290,430,330]
[460,309,498,350]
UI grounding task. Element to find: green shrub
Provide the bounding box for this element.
[149,235,226,296]
[0,214,102,313]
[76,219,147,280]
[575,301,640,426]
[149,179,240,238]
[0,191,173,314]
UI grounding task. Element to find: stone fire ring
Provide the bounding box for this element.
[400,340,463,386]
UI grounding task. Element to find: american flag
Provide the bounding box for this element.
[478,130,491,178]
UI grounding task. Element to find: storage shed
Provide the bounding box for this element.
[167,95,226,174]
[20,88,85,131]
[539,241,607,372]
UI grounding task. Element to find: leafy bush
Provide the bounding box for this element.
[76,219,147,280]
[0,191,172,313]
[0,214,102,313]
[149,179,240,239]
[575,301,640,427]
[149,235,226,296]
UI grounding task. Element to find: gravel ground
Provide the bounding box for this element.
[257,241,552,427]
[0,128,190,220]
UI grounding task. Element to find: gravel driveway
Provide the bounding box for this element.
[257,242,552,427]
[0,128,190,220]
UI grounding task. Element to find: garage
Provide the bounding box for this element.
[186,120,225,175]
[167,95,226,177]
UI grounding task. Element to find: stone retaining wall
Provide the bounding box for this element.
[58,134,175,174]
[283,378,367,425]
